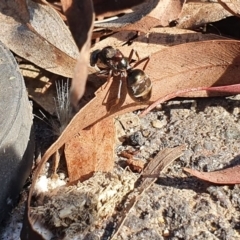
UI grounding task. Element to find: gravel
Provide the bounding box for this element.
[115,95,240,240]
[1,95,240,239]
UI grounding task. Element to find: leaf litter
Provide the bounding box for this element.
[0,0,78,77]
[2,0,240,239]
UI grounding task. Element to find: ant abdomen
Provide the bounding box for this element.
[127,69,152,102]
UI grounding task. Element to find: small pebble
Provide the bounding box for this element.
[59,172,65,180]
[162,229,170,237]
[129,131,145,146]
[151,119,166,129]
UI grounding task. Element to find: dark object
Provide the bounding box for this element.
[0,41,34,224]
[129,131,145,146]
[205,16,240,39]
[64,0,94,49]
[90,46,152,102]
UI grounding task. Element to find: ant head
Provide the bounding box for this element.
[90,49,101,66]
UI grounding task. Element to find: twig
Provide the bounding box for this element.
[110,145,186,239]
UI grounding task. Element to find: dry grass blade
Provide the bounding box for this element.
[53,79,73,135]
[111,145,186,239]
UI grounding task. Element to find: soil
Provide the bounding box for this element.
[1,95,240,240]
[115,96,240,240]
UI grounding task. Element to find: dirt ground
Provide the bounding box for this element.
[1,95,240,240]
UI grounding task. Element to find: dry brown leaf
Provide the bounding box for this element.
[146,40,240,100]
[15,0,30,23]
[65,118,114,182]
[90,28,227,65]
[30,39,240,175]
[119,151,145,172]
[67,0,95,107]
[177,1,232,29]
[63,0,95,108]
[218,0,240,17]
[70,9,95,107]
[94,0,184,32]
[126,158,145,172]
[184,165,240,184]
[0,0,78,77]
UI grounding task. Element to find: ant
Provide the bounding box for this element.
[90,46,152,103]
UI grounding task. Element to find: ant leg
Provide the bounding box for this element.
[117,78,123,100]
[94,64,101,72]
[111,77,122,107]
[96,69,108,78]
[107,69,113,82]
[128,49,150,70]
[128,49,136,63]
[134,50,140,61]
[103,69,113,89]
[133,56,150,70]
[108,75,123,110]
[128,48,142,63]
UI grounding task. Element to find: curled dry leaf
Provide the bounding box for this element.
[59,0,97,181]
[61,0,94,49]
[184,165,240,184]
[204,83,240,94]
[218,0,240,17]
[22,39,240,238]
[177,1,232,29]
[0,0,78,77]
[94,0,184,32]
